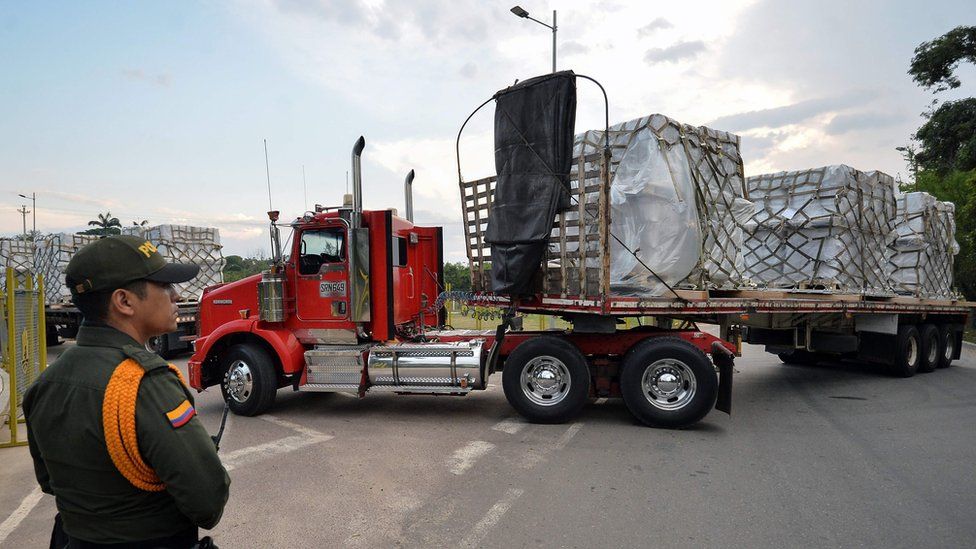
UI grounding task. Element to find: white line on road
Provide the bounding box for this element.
[0,486,43,546]
[221,433,333,471]
[554,423,583,450]
[594,397,608,405]
[220,414,333,471]
[458,488,524,548]
[449,440,495,475]
[492,417,525,435]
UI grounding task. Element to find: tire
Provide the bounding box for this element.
[937,326,955,369]
[917,324,941,373]
[45,324,63,347]
[220,343,278,416]
[501,336,590,424]
[149,334,176,360]
[891,325,921,378]
[620,337,718,429]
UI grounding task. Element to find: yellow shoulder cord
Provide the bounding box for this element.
[102,359,187,492]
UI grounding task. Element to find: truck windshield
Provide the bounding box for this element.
[299,228,346,275]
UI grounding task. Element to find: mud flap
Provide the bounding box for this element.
[711,341,734,415]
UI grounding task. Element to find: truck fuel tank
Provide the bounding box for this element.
[367,340,486,389]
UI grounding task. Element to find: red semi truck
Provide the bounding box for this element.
[186,135,972,429]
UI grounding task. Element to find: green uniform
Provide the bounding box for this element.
[23,323,230,544]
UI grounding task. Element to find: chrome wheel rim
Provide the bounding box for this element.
[945,336,954,361]
[226,360,254,403]
[927,335,938,364]
[907,336,919,367]
[520,355,571,407]
[641,359,697,411]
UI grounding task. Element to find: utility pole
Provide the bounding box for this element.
[18,205,30,237]
[18,192,36,235]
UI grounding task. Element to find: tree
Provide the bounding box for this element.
[80,211,122,236]
[909,26,976,92]
[443,262,471,292]
[222,255,272,283]
[905,27,976,299]
[132,219,149,226]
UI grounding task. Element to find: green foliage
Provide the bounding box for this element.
[80,211,122,236]
[913,99,976,174]
[443,261,471,292]
[223,255,272,283]
[909,26,976,92]
[911,169,976,299]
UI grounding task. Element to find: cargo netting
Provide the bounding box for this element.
[34,233,100,304]
[743,165,896,293]
[0,240,34,294]
[462,113,754,298]
[890,192,959,298]
[123,225,226,300]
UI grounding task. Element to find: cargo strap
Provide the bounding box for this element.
[102,359,187,491]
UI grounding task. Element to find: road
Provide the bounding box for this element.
[2,339,975,547]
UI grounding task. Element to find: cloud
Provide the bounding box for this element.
[637,17,673,37]
[643,40,706,64]
[824,111,903,135]
[121,68,171,87]
[560,41,589,56]
[707,92,874,132]
[459,61,477,79]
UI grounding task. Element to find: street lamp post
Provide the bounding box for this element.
[510,6,557,73]
[18,192,35,236]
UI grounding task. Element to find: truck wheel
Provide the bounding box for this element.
[502,336,590,424]
[620,337,717,429]
[45,324,63,347]
[917,324,941,373]
[891,325,921,378]
[149,334,176,360]
[938,326,955,369]
[220,343,277,416]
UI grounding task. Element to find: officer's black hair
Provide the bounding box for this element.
[70,280,150,323]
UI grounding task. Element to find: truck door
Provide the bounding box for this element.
[295,226,350,322]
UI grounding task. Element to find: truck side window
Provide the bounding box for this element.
[299,228,346,275]
[393,236,408,267]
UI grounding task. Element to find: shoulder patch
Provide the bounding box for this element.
[165,400,196,428]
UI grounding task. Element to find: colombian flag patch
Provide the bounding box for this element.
[165,400,196,428]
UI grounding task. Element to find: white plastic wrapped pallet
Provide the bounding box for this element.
[124,225,225,300]
[570,114,754,296]
[890,192,959,298]
[744,165,896,293]
[0,238,35,293]
[34,233,100,304]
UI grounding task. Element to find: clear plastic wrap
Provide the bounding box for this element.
[890,192,959,298]
[743,165,896,293]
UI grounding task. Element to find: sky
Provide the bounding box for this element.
[2,0,975,261]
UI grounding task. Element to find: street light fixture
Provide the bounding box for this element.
[18,192,35,236]
[509,5,557,73]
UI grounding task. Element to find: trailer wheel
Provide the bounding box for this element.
[620,337,717,429]
[938,326,955,369]
[918,324,941,373]
[149,334,176,360]
[502,336,589,424]
[45,324,63,347]
[220,343,277,416]
[891,325,921,378]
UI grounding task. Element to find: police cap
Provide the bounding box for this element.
[66,235,200,295]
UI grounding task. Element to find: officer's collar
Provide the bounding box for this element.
[75,322,145,350]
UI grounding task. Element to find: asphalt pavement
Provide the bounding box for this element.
[2,338,975,548]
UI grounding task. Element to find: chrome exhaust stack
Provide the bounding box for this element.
[404,169,415,222]
[351,136,365,229]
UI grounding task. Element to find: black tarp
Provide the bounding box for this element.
[485,71,576,295]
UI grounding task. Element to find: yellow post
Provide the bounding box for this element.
[538,314,545,331]
[3,267,27,447]
[38,274,47,372]
[445,283,453,328]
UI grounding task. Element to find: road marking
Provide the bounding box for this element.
[554,423,583,450]
[449,440,495,475]
[220,415,332,472]
[0,486,43,545]
[595,397,608,405]
[492,417,525,435]
[458,488,524,548]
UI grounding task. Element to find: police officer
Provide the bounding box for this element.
[23,235,230,548]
